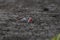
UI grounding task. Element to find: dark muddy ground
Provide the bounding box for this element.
[0,0,60,40]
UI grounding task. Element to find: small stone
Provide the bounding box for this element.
[21,30,25,32]
[20,17,27,22]
[29,27,33,30]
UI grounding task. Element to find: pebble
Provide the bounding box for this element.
[20,17,27,22]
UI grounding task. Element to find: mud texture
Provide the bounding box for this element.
[0,0,60,40]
